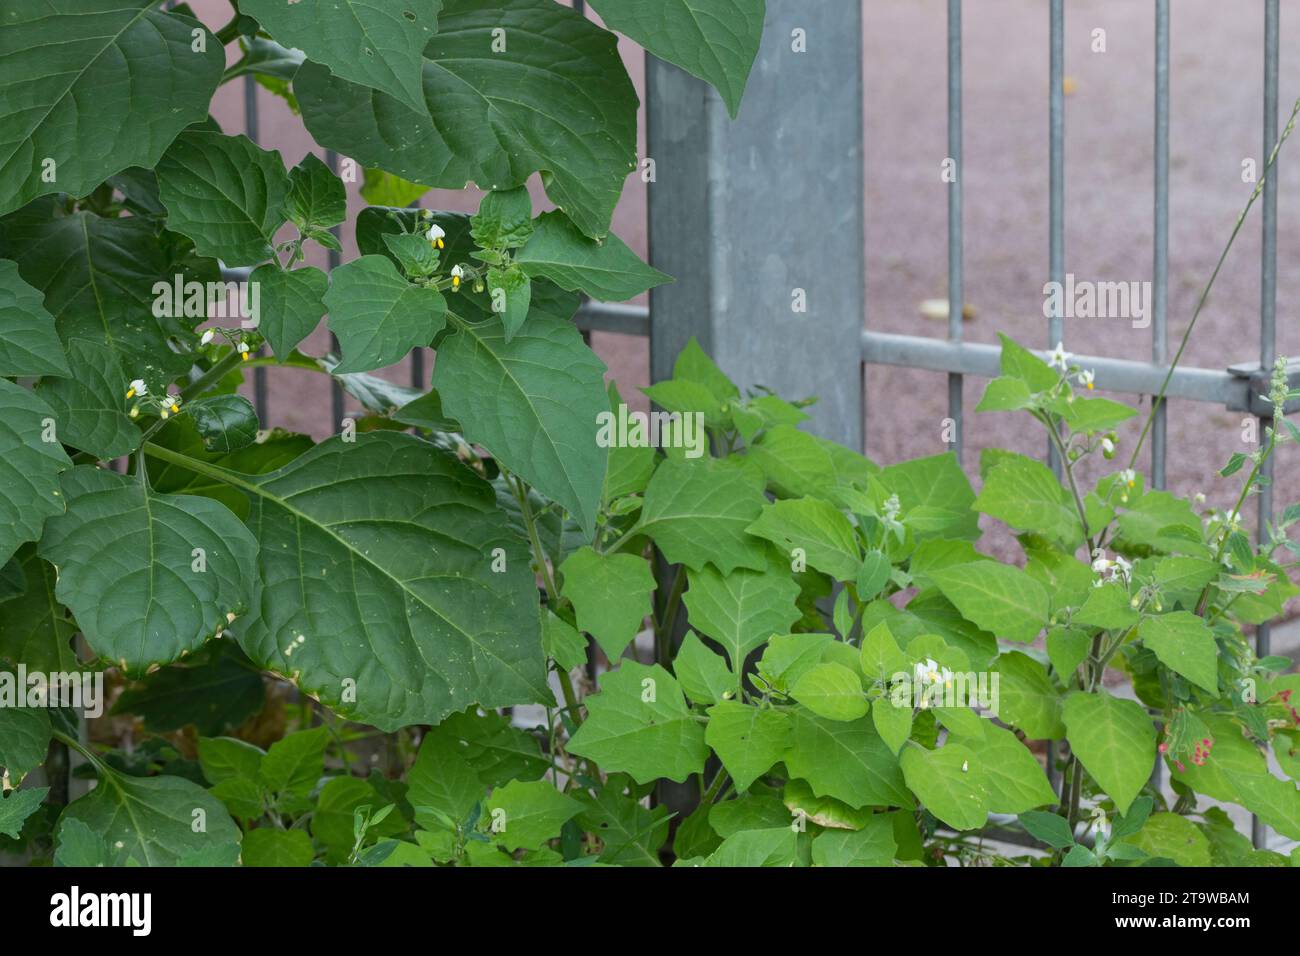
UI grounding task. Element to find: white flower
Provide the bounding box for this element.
[200,329,215,345]
[882,493,901,522]
[1091,552,1113,574]
[1100,436,1115,455]
[1113,555,1132,578]
[126,378,147,399]
[426,223,445,248]
[1048,342,1070,371]
[1118,468,1137,489]
[1076,369,1095,390]
[450,264,465,289]
[237,340,250,360]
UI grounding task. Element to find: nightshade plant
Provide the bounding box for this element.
[0,0,1298,868]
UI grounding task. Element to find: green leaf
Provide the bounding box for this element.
[486,779,581,851]
[296,0,638,239]
[0,1,224,216]
[857,550,892,601]
[188,395,258,454]
[0,380,71,567]
[112,641,265,735]
[1074,582,1139,630]
[705,701,791,790]
[709,794,790,836]
[361,169,430,208]
[156,132,291,267]
[674,338,739,402]
[974,453,1082,549]
[0,259,68,377]
[638,457,770,574]
[471,187,535,250]
[1061,396,1136,433]
[958,723,1057,814]
[251,265,328,360]
[0,547,77,672]
[1062,690,1155,815]
[38,464,259,669]
[587,0,764,118]
[859,621,907,682]
[575,777,670,866]
[996,333,1058,392]
[872,695,913,755]
[242,827,314,867]
[260,727,328,797]
[515,211,671,301]
[0,204,199,378]
[326,255,447,373]
[436,707,550,787]
[542,610,588,671]
[57,769,240,866]
[432,309,607,538]
[994,650,1065,739]
[602,381,656,503]
[567,662,708,784]
[1138,611,1220,693]
[810,815,896,866]
[1046,627,1090,681]
[0,787,47,839]
[284,152,347,232]
[899,743,990,831]
[929,561,1048,643]
[197,736,266,786]
[746,497,862,582]
[782,709,911,809]
[407,734,483,829]
[791,662,868,722]
[311,776,405,861]
[1118,812,1211,868]
[219,432,550,730]
[486,265,531,343]
[559,546,655,660]
[673,632,734,706]
[242,0,440,115]
[878,453,980,541]
[703,827,797,867]
[0,707,51,779]
[33,338,139,460]
[975,376,1034,412]
[1018,810,1075,849]
[1115,490,1210,557]
[683,556,800,675]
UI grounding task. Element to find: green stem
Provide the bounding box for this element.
[653,564,686,666]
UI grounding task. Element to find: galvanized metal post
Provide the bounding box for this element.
[947,0,964,463]
[1047,0,1065,476]
[646,0,865,451]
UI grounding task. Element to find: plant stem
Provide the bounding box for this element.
[653,564,686,666]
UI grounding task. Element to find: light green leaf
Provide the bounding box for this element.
[673,632,735,706]
[0,1,224,216]
[1074,582,1139,630]
[974,453,1082,549]
[1046,627,1090,681]
[1062,690,1155,815]
[243,0,440,115]
[996,333,1058,392]
[872,697,913,755]
[33,338,139,460]
[791,662,868,722]
[326,255,447,373]
[542,609,588,671]
[38,464,258,669]
[879,453,980,541]
[58,770,240,866]
[759,632,834,692]
[575,778,671,866]
[1138,611,1220,693]
[559,546,655,660]
[486,265,531,342]
[296,0,637,239]
[242,828,314,867]
[683,556,800,675]
[782,709,911,810]
[1116,491,1210,557]
[198,736,266,787]
[0,259,68,377]
[587,0,764,118]
[156,132,291,267]
[472,187,535,250]
[975,376,1034,412]
[361,169,430,208]
[859,621,908,683]
[567,662,708,784]
[810,815,896,866]
[994,650,1065,739]
[956,723,1057,814]
[1061,396,1137,433]
[433,309,607,538]
[0,380,71,567]
[407,734,483,829]
[900,743,989,831]
[746,497,862,582]
[705,701,790,790]
[260,727,328,797]
[515,211,671,301]
[674,338,738,402]
[218,432,550,730]
[1019,809,1075,849]
[638,457,770,574]
[284,152,347,232]
[252,264,328,360]
[857,550,892,601]
[486,779,582,851]
[703,826,797,867]
[929,561,1048,643]
[436,708,550,788]
[1118,812,1211,868]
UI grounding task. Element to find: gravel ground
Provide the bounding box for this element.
[202,0,1300,536]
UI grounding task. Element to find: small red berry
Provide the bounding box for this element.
[1157,742,1169,753]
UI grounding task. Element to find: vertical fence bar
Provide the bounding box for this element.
[244,76,269,422]
[1047,0,1065,476]
[1254,0,1280,851]
[324,150,345,430]
[1152,0,1170,492]
[946,0,964,462]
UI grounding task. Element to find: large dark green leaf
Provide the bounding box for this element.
[242,0,441,115]
[0,380,72,567]
[156,432,553,730]
[38,465,260,670]
[432,311,608,538]
[0,259,68,377]
[514,211,671,301]
[296,0,638,239]
[326,255,446,373]
[111,640,265,735]
[0,545,77,672]
[33,338,140,460]
[0,1,224,216]
[250,264,328,360]
[156,132,291,267]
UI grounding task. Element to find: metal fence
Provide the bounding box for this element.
[226,1,1293,849]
